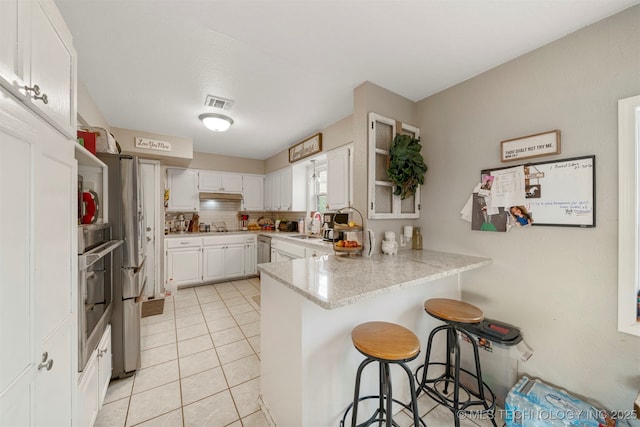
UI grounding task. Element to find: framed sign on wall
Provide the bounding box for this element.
[289,133,322,163]
[500,130,561,162]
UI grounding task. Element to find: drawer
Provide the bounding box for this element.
[166,238,202,249]
[203,234,246,246]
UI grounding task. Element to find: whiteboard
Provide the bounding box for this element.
[481,155,595,227]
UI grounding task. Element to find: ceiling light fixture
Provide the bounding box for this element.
[199,113,233,132]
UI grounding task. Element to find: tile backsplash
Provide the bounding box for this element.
[165,200,305,232]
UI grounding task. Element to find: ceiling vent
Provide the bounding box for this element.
[204,95,234,110]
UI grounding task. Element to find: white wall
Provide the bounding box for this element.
[416,6,640,411]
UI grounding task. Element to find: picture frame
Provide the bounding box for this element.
[500,130,561,162]
[289,133,322,163]
[481,155,595,227]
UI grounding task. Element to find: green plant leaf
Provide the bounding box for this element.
[386,133,428,199]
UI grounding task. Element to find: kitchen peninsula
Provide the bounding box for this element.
[257,250,491,426]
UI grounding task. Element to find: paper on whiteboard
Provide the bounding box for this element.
[489,166,526,208]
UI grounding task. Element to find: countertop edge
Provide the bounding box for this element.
[258,252,492,310]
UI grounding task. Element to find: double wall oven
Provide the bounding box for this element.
[77,224,122,372]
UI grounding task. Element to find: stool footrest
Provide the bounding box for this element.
[415,362,497,418]
[339,395,426,427]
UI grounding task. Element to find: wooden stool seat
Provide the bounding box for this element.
[352,321,420,361]
[424,298,484,324]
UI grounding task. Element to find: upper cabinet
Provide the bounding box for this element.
[266,166,306,212]
[326,144,352,210]
[242,175,264,211]
[368,113,421,219]
[0,0,76,138]
[166,168,198,212]
[199,170,243,193]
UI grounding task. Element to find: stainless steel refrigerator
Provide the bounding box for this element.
[98,152,146,378]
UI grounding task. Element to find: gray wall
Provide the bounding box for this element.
[416,6,640,410]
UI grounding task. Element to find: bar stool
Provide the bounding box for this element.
[415,298,497,427]
[340,321,424,427]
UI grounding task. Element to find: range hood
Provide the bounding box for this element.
[199,192,243,201]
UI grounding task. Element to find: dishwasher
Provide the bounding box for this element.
[257,235,272,264]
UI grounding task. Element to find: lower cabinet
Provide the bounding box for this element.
[165,234,257,289]
[166,238,202,288]
[203,243,244,282]
[77,325,111,427]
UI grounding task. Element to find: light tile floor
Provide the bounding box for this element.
[95,278,268,427]
[95,277,505,427]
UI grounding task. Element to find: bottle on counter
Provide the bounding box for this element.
[412,227,423,250]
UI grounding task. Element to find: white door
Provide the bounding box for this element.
[141,160,161,297]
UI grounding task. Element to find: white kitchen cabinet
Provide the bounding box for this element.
[0,0,76,138]
[242,174,264,211]
[244,242,257,276]
[202,235,248,281]
[327,144,353,210]
[166,168,199,212]
[267,166,306,211]
[77,348,99,427]
[165,238,202,287]
[77,324,111,427]
[199,170,243,193]
[264,173,273,210]
[0,85,76,426]
[165,234,257,288]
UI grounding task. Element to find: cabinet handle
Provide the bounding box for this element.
[24,84,48,104]
[38,352,54,371]
[24,84,42,96]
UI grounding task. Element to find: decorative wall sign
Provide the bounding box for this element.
[135,137,172,152]
[289,133,322,163]
[500,130,560,162]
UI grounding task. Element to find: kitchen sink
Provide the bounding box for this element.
[289,234,322,240]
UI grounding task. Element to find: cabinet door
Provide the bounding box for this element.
[167,168,198,212]
[33,94,75,427]
[279,168,292,211]
[242,175,264,211]
[167,247,202,287]
[0,0,28,90]
[224,244,245,278]
[327,145,352,210]
[77,349,99,427]
[203,245,225,282]
[244,243,256,276]
[198,170,222,191]
[29,0,76,136]
[97,325,112,405]
[264,174,273,210]
[221,173,242,192]
[0,93,37,425]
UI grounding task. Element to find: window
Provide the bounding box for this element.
[368,112,421,219]
[618,94,640,336]
[308,160,328,214]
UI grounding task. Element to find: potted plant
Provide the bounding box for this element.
[387,134,428,199]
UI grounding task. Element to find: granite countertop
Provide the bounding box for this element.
[164,230,333,249]
[257,250,492,310]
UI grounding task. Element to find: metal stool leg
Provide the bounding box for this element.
[351,357,376,427]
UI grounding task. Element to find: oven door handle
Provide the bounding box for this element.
[79,240,123,270]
